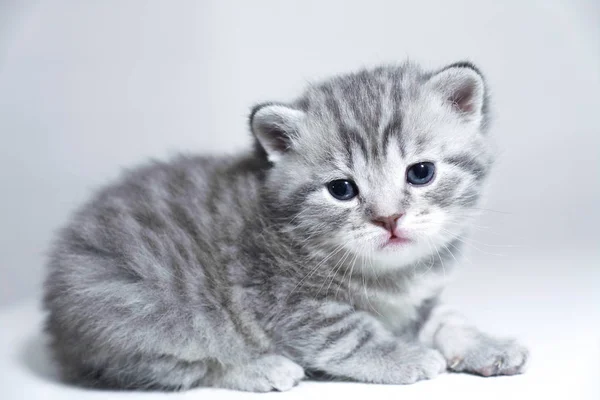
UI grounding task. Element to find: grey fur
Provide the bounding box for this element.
[44,61,527,392]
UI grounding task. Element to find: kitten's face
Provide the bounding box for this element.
[253,63,493,268]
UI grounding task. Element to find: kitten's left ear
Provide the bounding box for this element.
[249,103,305,163]
[427,62,487,121]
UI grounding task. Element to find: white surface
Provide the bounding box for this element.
[1,251,599,399]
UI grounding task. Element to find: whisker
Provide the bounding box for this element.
[470,207,515,215]
[325,251,349,300]
[362,246,383,317]
[439,228,508,257]
[333,247,355,299]
[275,243,346,322]
[316,245,348,297]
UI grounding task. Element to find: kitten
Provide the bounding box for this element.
[43,61,528,392]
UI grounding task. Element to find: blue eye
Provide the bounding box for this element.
[407,162,435,185]
[327,179,359,200]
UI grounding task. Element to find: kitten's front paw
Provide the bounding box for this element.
[447,336,529,377]
[248,355,305,392]
[394,347,447,384]
[213,354,304,392]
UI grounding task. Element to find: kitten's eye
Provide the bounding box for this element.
[406,162,435,185]
[327,179,359,200]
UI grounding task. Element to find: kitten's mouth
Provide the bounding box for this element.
[383,234,411,247]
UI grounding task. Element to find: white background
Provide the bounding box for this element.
[0,1,598,399]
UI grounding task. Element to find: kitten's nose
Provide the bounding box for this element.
[371,214,402,232]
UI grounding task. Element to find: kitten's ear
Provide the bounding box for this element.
[249,103,305,163]
[427,62,487,121]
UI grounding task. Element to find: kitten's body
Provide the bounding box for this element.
[44,62,528,391]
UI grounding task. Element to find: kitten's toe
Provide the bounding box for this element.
[395,348,447,384]
[420,348,448,377]
[448,336,529,377]
[209,354,304,392]
[263,355,305,391]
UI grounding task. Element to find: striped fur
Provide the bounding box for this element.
[43,61,527,392]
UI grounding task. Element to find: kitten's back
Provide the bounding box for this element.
[43,153,266,386]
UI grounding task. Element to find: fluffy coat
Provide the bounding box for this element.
[44,62,528,391]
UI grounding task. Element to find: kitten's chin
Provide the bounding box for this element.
[364,242,431,271]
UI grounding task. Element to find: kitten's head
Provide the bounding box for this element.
[251,62,493,268]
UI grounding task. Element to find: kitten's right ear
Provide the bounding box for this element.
[427,62,487,122]
[249,103,305,163]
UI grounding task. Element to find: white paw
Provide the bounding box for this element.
[226,354,305,392]
[394,347,447,384]
[260,355,305,391]
[448,336,529,377]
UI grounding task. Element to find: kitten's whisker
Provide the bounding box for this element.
[368,247,382,289]
[316,244,349,297]
[417,239,436,278]
[441,224,525,248]
[335,247,356,300]
[278,243,346,318]
[470,207,515,215]
[325,249,350,301]
[428,237,445,278]
[362,246,382,317]
[432,238,447,280]
[439,228,508,257]
[445,239,471,264]
[439,242,459,278]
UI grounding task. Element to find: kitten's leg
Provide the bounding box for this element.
[70,353,303,392]
[419,305,529,376]
[65,354,210,390]
[202,354,305,392]
[276,301,446,384]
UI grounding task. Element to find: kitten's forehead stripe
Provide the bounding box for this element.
[322,87,342,122]
[414,135,428,154]
[301,67,419,167]
[381,117,403,158]
[339,124,369,163]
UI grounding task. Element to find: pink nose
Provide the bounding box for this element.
[371,214,402,232]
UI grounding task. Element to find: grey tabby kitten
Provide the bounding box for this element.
[44,61,529,392]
